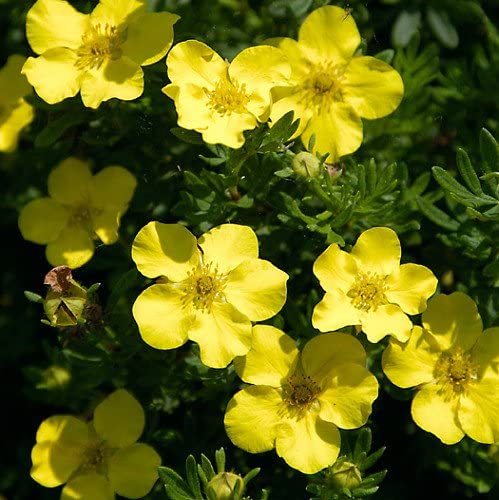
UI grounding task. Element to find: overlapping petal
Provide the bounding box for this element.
[361,304,412,343]
[312,289,361,332]
[61,472,114,500]
[48,157,92,206]
[89,166,137,210]
[312,243,357,293]
[90,0,146,27]
[45,226,95,268]
[199,111,257,149]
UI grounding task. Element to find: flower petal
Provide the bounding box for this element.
[312,289,361,332]
[189,302,252,368]
[131,222,199,281]
[224,385,283,453]
[61,472,114,500]
[48,157,92,206]
[26,0,89,54]
[270,89,313,138]
[350,227,401,276]
[22,49,83,105]
[132,283,192,350]
[108,443,161,498]
[0,99,34,152]
[382,326,439,388]
[312,243,357,293]
[89,166,136,210]
[45,226,95,268]
[302,333,367,382]
[93,389,144,448]
[30,415,88,487]
[224,258,288,321]
[343,56,404,119]
[0,55,32,101]
[201,111,257,149]
[234,325,299,387]
[319,363,378,429]
[19,198,68,244]
[166,40,227,88]
[275,413,340,474]
[92,209,121,245]
[471,327,499,374]
[422,292,483,352]
[361,304,412,343]
[198,224,258,274]
[298,5,360,61]
[90,0,145,26]
[411,383,464,444]
[385,263,438,315]
[122,12,179,66]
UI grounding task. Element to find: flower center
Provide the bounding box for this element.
[75,23,124,70]
[347,272,387,312]
[284,375,320,410]
[79,441,110,473]
[206,78,250,115]
[435,347,477,395]
[182,262,227,312]
[302,62,346,106]
[69,206,93,227]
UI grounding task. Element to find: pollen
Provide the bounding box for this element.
[79,441,109,473]
[435,347,477,396]
[75,23,124,70]
[206,78,250,115]
[182,262,228,312]
[347,272,387,312]
[302,62,346,106]
[284,374,320,412]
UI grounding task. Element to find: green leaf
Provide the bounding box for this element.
[260,111,298,151]
[352,486,380,497]
[35,111,88,148]
[359,447,386,471]
[391,11,421,47]
[170,127,204,145]
[432,166,476,202]
[200,454,216,480]
[374,49,395,64]
[158,466,194,500]
[214,448,226,473]
[426,8,459,49]
[456,148,482,196]
[479,128,499,174]
[354,428,372,461]
[483,259,499,278]
[24,291,44,303]
[416,195,460,230]
[185,455,203,499]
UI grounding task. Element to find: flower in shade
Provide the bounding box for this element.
[269,5,404,161]
[163,40,291,148]
[383,292,499,445]
[224,326,378,474]
[22,0,179,108]
[132,222,288,368]
[312,227,437,343]
[30,389,161,499]
[0,55,34,152]
[18,157,136,268]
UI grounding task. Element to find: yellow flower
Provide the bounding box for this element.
[224,326,378,474]
[18,157,136,268]
[0,55,34,152]
[270,5,404,161]
[312,227,437,343]
[382,292,499,445]
[30,389,161,499]
[132,222,288,368]
[163,40,291,148]
[22,0,179,108]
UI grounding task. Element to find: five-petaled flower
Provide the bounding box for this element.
[163,40,291,148]
[270,5,404,161]
[0,55,34,152]
[30,389,161,499]
[383,292,499,445]
[132,222,288,368]
[312,227,437,343]
[18,157,137,269]
[22,0,179,108]
[224,326,378,473]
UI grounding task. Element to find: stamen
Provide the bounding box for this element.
[283,374,320,411]
[206,78,250,115]
[435,347,477,397]
[79,441,109,473]
[347,272,387,312]
[75,23,124,70]
[182,262,227,312]
[301,62,346,106]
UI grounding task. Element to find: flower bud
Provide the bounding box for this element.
[38,365,71,390]
[328,460,362,490]
[206,472,244,500]
[292,152,321,178]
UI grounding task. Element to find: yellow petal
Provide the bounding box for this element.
[166,40,227,88]
[0,55,32,101]
[458,370,499,443]
[312,243,357,293]
[312,289,361,332]
[302,333,367,382]
[422,292,483,352]
[411,383,464,444]
[26,0,89,54]
[80,57,143,109]
[188,302,252,368]
[298,6,360,62]
[0,99,34,152]
[361,304,412,343]
[319,363,378,429]
[275,413,340,474]
[471,327,499,375]
[122,12,179,66]
[224,385,283,453]
[201,111,257,149]
[382,326,439,388]
[198,224,258,274]
[90,0,145,26]
[350,227,401,276]
[89,166,136,210]
[132,283,192,350]
[224,258,288,321]
[61,472,114,500]
[234,325,299,387]
[45,226,95,268]
[48,157,92,206]
[22,49,83,105]
[343,56,404,119]
[131,222,199,281]
[93,389,144,448]
[108,443,161,498]
[30,415,88,487]
[19,198,68,244]
[385,263,438,315]
[92,210,121,245]
[300,101,363,161]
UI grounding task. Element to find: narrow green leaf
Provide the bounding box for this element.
[392,11,421,47]
[359,446,386,471]
[479,128,499,174]
[432,166,476,201]
[185,456,203,499]
[456,148,482,195]
[352,486,380,497]
[411,172,431,196]
[358,470,387,487]
[365,159,377,194]
[170,127,204,145]
[483,259,499,278]
[416,196,459,230]
[214,448,225,473]
[426,8,459,48]
[374,49,395,64]
[243,467,260,485]
[158,466,194,500]
[24,291,44,303]
[354,428,372,461]
[200,454,216,480]
[260,111,298,149]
